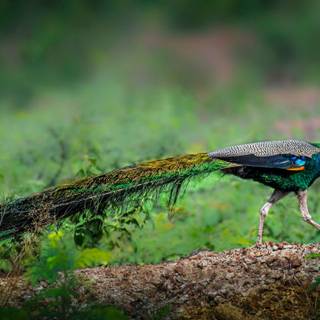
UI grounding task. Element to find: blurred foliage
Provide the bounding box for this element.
[1,79,320,268]
[2,0,320,106]
[0,300,128,320]
[26,230,111,284]
[0,230,123,319]
[1,1,320,316]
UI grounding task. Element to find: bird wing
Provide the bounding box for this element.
[212,154,306,171]
[209,139,319,171]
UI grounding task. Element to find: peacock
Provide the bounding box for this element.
[1,139,320,245]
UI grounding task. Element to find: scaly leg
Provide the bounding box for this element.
[296,190,320,230]
[257,189,288,246]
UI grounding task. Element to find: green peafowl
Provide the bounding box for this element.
[1,139,320,245]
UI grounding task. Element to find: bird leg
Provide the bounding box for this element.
[257,189,288,246]
[296,190,320,230]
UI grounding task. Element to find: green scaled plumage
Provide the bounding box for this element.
[0,153,231,239]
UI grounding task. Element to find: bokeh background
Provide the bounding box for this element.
[1,1,320,267]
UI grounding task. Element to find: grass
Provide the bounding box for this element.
[1,68,320,269]
[1,2,320,270]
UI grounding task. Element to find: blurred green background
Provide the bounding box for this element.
[1,0,320,269]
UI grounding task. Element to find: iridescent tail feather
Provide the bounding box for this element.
[0,153,231,239]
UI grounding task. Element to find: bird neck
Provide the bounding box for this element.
[312,153,320,173]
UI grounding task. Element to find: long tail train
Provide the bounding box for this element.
[0,153,232,240]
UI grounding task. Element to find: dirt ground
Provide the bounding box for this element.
[1,242,320,319]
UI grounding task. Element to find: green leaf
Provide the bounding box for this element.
[305,253,320,260]
[73,305,128,320]
[76,248,111,268]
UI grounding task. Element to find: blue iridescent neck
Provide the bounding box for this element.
[311,142,320,148]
